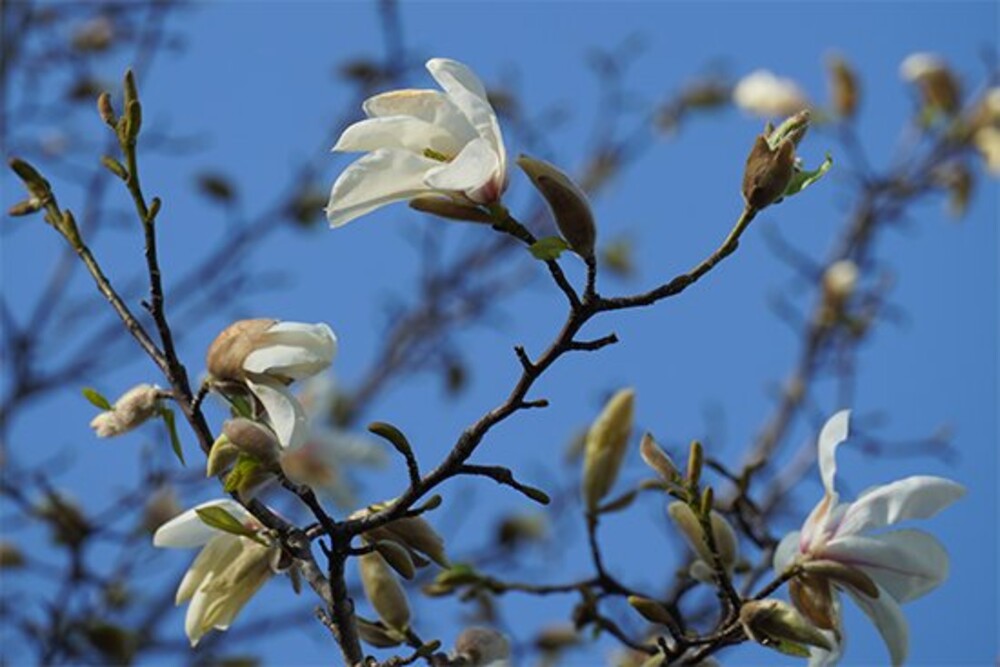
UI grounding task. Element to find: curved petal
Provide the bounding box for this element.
[185,587,213,646]
[821,529,949,603]
[806,630,842,667]
[845,583,909,666]
[426,58,506,173]
[773,530,801,572]
[153,499,252,548]
[423,137,500,194]
[836,475,966,536]
[818,410,850,497]
[333,116,465,157]
[176,534,242,604]
[247,378,308,449]
[362,89,476,144]
[245,322,337,379]
[325,149,437,228]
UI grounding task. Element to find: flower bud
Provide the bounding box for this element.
[8,157,52,201]
[788,573,838,631]
[89,383,161,438]
[454,627,511,666]
[685,440,703,487]
[517,154,597,259]
[8,198,43,217]
[827,54,859,119]
[742,133,796,210]
[639,433,679,483]
[353,504,449,568]
[97,92,116,127]
[222,418,281,469]
[206,433,240,477]
[739,598,833,652]
[901,53,961,115]
[667,501,738,569]
[206,319,278,381]
[0,541,26,568]
[371,539,416,580]
[359,552,410,632]
[627,595,677,626]
[733,70,809,118]
[582,388,635,512]
[357,617,405,648]
[822,260,859,304]
[408,195,493,223]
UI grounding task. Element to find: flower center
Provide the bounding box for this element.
[423,148,451,162]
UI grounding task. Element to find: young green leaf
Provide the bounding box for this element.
[82,387,113,411]
[529,236,570,261]
[159,408,185,466]
[194,506,260,541]
[784,153,833,198]
[223,455,262,493]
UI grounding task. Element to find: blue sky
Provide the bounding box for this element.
[3,1,997,665]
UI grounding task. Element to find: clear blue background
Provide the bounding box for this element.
[2,1,996,665]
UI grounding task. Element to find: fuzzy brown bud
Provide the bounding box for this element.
[89,384,161,438]
[222,418,281,469]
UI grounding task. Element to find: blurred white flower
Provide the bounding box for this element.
[89,383,162,437]
[206,319,337,448]
[153,499,277,647]
[773,411,965,666]
[733,70,809,117]
[326,58,507,227]
[900,52,960,114]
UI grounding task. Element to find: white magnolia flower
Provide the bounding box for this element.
[153,499,277,647]
[774,411,965,666]
[733,69,810,117]
[206,319,337,449]
[326,57,507,227]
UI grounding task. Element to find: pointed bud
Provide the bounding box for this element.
[409,195,493,223]
[827,55,859,119]
[97,92,116,127]
[639,433,679,483]
[8,157,52,201]
[371,539,416,580]
[359,552,410,632]
[517,154,597,259]
[667,501,738,568]
[8,198,43,216]
[627,595,677,626]
[743,134,795,210]
[357,617,405,648]
[685,440,703,487]
[89,383,161,438]
[206,433,240,477]
[222,418,281,469]
[582,388,635,512]
[101,155,128,181]
[205,318,277,381]
[454,627,511,666]
[739,599,833,652]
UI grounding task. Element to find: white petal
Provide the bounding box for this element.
[185,586,212,647]
[333,116,464,157]
[248,378,308,449]
[176,534,242,604]
[325,149,437,228]
[773,530,801,572]
[362,89,477,144]
[806,630,842,667]
[818,410,850,497]
[423,137,500,194]
[845,583,909,666]
[244,322,337,379]
[153,499,251,548]
[836,475,965,536]
[733,70,809,117]
[426,58,506,175]
[822,529,949,603]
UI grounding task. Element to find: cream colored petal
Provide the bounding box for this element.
[333,116,465,157]
[362,89,476,144]
[154,499,252,548]
[423,137,500,194]
[773,530,801,572]
[817,410,850,497]
[325,149,437,228]
[844,583,909,666]
[176,534,242,604]
[426,58,506,173]
[247,378,308,449]
[244,322,337,379]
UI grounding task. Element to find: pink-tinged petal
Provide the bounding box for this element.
[818,410,850,497]
[325,149,438,228]
[423,137,500,194]
[153,499,251,548]
[426,58,506,174]
[844,583,909,666]
[773,530,802,572]
[836,475,965,536]
[247,379,308,449]
[362,89,476,144]
[333,116,465,157]
[822,529,949,603]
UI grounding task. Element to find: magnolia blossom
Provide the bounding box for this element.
[206,319,337,449]
[774,411,965,666]
[733,70,810,117]
[153,499,278,646]
[326,58,507,227]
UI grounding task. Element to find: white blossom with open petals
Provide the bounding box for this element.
[326,58,507,227]
[773,411,965,666]
[153,499,278,647]
[733,69,810,117]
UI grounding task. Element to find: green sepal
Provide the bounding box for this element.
[767,639,811,658]
[529,236,570,261]
[194,505,263,544]
[223,454,261,493]
[82,387,112,410]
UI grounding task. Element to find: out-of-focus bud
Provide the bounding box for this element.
[354,504,449,568]
[8,198,43,217]
[822,259,859,303]
[534,624,579,653]
[38,493,91,546]
[196,172,237,204]
[900,53,961,115]
[0,541,26,568]
[8,157,52,201]
[97,92,116,127]
[71,16,114,52]
[359,552,410,632]
[827,54,859,119]
[142,486,181,534]
[739,598,834,652]
[89,383,162,438]
[685,440,704,487]
[371,539,417,580]
[453,627,511,666]
[496,513,547,550]
[639,433,680,483]
[582,388,635,512]
[357,617,405,648]
[627,595,677,626]
[517,154,597,259]
[206,433,240,477]
[733,70,809,118]
[409,195,493,223]
[969,91,1000,175]
[667,501,738,569]
[222,418,281,470]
